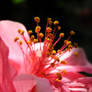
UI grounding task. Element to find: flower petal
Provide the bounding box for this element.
[0,37,16,92]
[0,20,29,73]
[13,74,53,92]
[33,76,53,92]
[13,74,36,92]
[59,48,92,74]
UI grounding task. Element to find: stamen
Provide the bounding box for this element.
[28,30,33,34]
[34,17,40,23]
[56,72,62,80]
[74,51,79,56]
[14,17,77,81]
[18,29,22,33]
[62,70,67,74]
[53,33,64,47]
[70,30,75,36]
[14,37,19,42]
[18,40,22,45]
[60,60,67,64]
[33,39,38,43]
[53,20,59,25]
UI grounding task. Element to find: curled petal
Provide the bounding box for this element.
[0,37,16,92]
[0,20,29,73]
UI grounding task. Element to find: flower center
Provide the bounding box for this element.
[14,17,78,81]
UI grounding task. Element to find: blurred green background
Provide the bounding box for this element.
[0,0,92,62]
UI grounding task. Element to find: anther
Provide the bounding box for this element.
[54,57,60,62]
[57,49,62,54]
[14,37,19,42]
[62,70,67,74]
[27,40,31,44]
[33,39,38,43]
[66,41,72,45]
[35,26,41,33]
[30,35,35,41]
[18,40,22,45]
[68,44,72,49]
[20,30,24,35]
[47,18,52,25]
[28,30,33,34]
[74,51,79,56]
[34,17,40,23]
[56,72,62,80]
[46,27,52,32]
[51,63,55,67]
[60,60,67,64]
[52,50,56,55]
[54,20,59,25]
[59,33,64,38]
[57,26,61,31]
[18,29,22,33]
[39,33,44,38]
[70,30,75,36]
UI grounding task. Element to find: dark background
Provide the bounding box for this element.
[0,0,92,62]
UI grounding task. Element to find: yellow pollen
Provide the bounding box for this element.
[47,18,52,25]
[54,57,60,62]
[57,26,61,31]
[18,29,22,33]
[74,51,79,56]
[35,26,41,33]
[54,20,59,25]
[46,51,51,57]
[66,41,72,45]
[59,33,64,38]
[60,60,67,64]
[62,70,67,74]
[39,33,44,38]
[57,49,62,54]
[56,72,62,80]
[51,63,55,67]
[56,79,61,82]
[70,30,75,36]
[34,17,40,23]
[20,30,24,35]
[30,35,35,41]
[52,50,56,54]
[27,40,31,44]
[46,27,52,32]
[28,30,33,34]
[14,37,19,42]
[68,44,72,49]
[64,40,68,44]
[18,40,22,45]
[33,39,38,43]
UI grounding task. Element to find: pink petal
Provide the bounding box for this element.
[0,20,30,73]
[0,37,16,92]
[33,75,53,92]
[13,74,36,92]
[51,65,92,74]
[77,77,92,85]
[66,77,92,92]
[13,74,53,92]
[60,48,90,65]
[59,48,92,74]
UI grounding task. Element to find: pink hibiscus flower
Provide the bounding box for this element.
[0,17,92,92]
